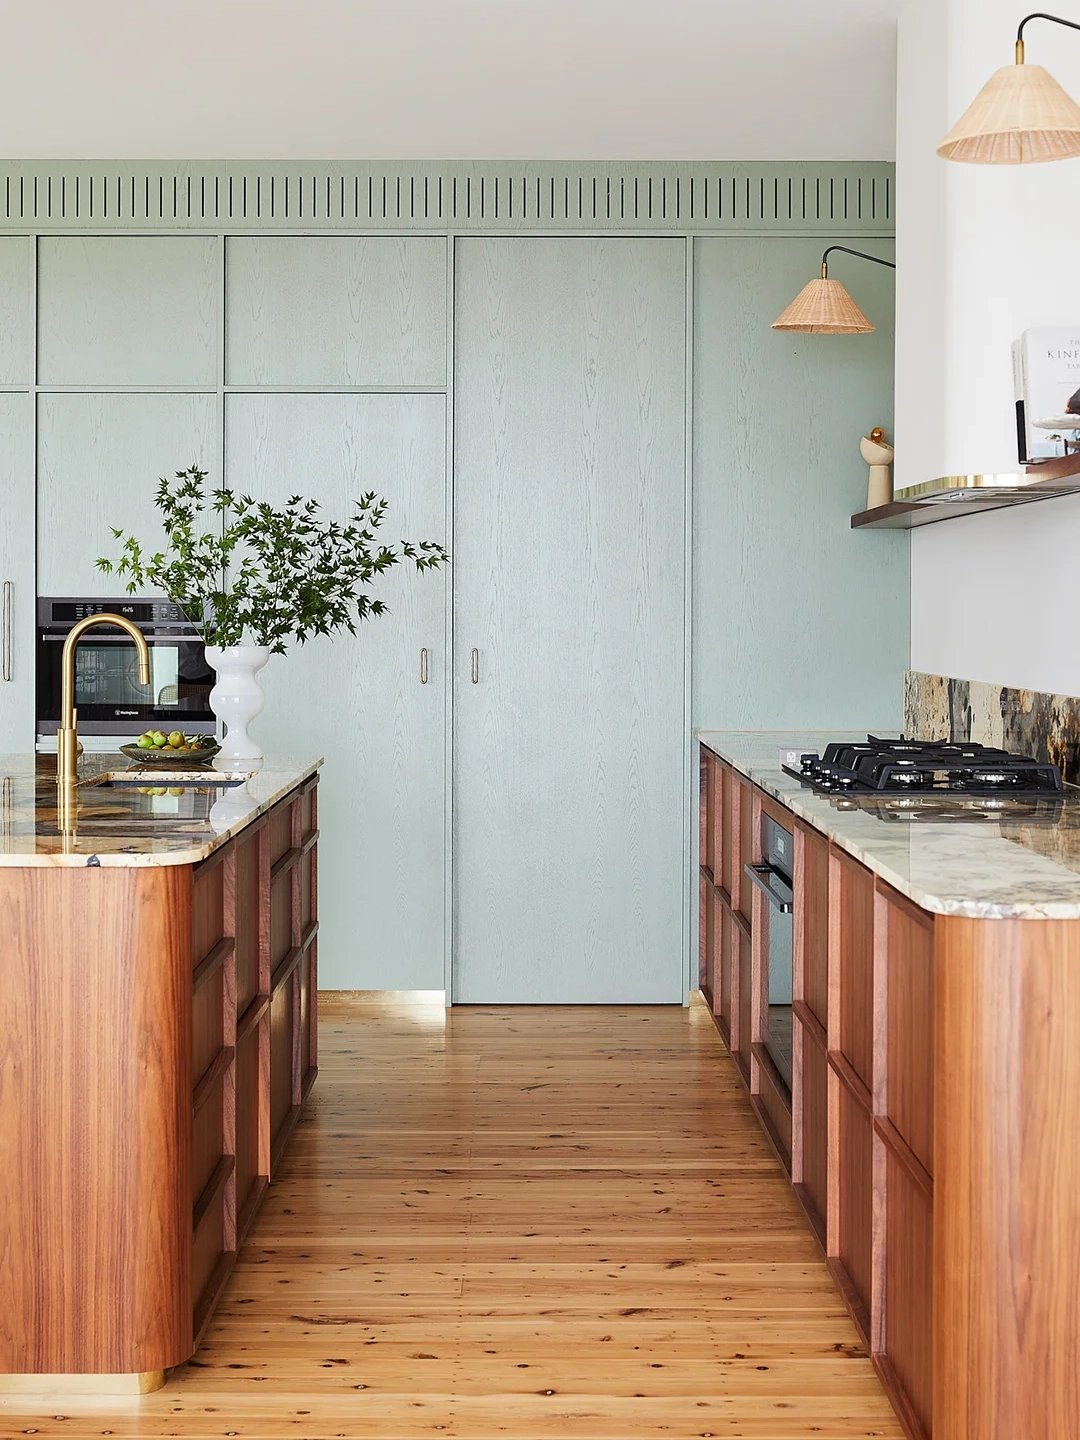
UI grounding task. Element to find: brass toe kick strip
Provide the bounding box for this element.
[0,1369,166,1395]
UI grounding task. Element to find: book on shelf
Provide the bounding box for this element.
[1013,326,1080,464]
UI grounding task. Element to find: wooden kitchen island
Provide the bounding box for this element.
[0,754,321,1391]
[697,731,1080,1440]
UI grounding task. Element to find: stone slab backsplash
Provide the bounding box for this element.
[905,671,1080,787]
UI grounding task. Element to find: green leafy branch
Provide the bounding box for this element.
[96,465,448,655]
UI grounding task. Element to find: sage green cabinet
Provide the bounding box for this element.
[0,238,33,385]
[225,237,446,387]
[37,236,218,386]
[0,395,34,750]
[453,236,686,1003]
[36,393,219,595]
[225,392,446,990]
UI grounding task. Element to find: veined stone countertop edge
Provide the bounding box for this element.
[696,729,1080,921]
[0,753,323,868]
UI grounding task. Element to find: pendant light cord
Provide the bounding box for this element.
[819,245,897,280]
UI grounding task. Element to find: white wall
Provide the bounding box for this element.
[897,0,1080,692]
[2,0,899,161]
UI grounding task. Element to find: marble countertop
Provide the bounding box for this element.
[698,729,1080,920]
[0,752,322,867]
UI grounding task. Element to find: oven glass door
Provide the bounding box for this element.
[38,634,214,733]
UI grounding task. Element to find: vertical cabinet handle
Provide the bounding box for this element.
[419,647,429,685]
[1,581,11,682]
[471,648,479,684]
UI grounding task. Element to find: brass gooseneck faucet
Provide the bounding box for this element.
[56,613,151,832]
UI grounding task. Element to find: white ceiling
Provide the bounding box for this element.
[4,0,900,161]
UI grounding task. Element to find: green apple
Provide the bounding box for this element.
[150,730,167,748]
[167,730,184,748]
[136,734,155,749]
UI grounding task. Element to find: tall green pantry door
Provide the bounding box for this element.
[452,237,686,1003]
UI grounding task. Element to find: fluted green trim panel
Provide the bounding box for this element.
[0,161,893,234]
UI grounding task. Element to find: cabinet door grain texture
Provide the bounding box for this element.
[0,779,317,1378]
[697,741,1080,1440]
[225,393,445,991]
[453,236,685,1002]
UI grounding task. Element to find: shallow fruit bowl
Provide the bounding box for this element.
[119,741,221,766]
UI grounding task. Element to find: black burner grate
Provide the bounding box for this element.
[783,735,1063,797]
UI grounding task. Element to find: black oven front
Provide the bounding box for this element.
[37,597,216,737]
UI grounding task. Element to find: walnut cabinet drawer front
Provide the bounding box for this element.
[698,741,1080,1440]
[188,776,319,1349]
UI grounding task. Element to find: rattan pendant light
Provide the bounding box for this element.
[771,246,895,336]
[938,12,1080,163]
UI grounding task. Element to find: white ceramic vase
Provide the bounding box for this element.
[205,645,270,766]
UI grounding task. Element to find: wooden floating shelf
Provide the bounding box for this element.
[852,451,1080,530]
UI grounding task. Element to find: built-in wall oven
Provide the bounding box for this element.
[744,814,794,1091]
[37,597,215,739]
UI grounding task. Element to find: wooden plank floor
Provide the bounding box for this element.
[0,995,902,1437]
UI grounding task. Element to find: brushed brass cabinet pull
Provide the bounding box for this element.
[419,647,429,684]
[1,581,11,682]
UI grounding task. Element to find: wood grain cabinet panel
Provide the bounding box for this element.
[225,393,445,992]
[793,1022,828,1245]
[734,775,755,924]
[833,848,875,1086]
[233,828,262,1014]
[881,1148,934,1440]
[719,908,735,1043]
[796,822,829,1026]
[714,896,734,1043]
[694,751,1080,1440]
[698,873,711,996]
[37,235,218,385]
[0,865,193,1374]
[0,780,316,1379]
[0,394,34,751]
[233,1024,265,1239]
[225,236,446,387]
[699,749,712,880]
[36,392,219,595]
[718,762,734,900]
[0,236,32,384]
[734,918,753,1084]
[833,1078,874,1342]
[880,885,935,1176]
[269,978,297,1164]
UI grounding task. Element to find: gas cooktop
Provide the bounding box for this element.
[783,735,1063,798]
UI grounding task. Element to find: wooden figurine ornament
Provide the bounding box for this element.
[861,426,894,508]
